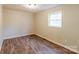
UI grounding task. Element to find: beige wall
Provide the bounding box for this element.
[34,5,79,52]
[0,5,3,49]
[62,5,79,52]
[35,7,63,43]
[3,8,34,39]
[0,5,2,39]
[1,4,79,53]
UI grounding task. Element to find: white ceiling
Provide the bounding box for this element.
[3,4,62,12]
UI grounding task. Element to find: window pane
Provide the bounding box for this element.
[48,11,62,28]
[50,12,62,20]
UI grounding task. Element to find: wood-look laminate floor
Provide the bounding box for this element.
[1,34,77,54]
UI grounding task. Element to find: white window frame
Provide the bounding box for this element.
[48,10,62,28]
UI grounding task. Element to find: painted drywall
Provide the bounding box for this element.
[62,5,79,52]
[0,5,3,49]
[34,5,79,52]
[34,7,63,43]
[0,5,2,39]
[3,8,34,39]
[1,4,79,53]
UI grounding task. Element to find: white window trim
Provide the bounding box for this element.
[48,10,62,28]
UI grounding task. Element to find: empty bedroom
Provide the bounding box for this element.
[0,4,79,54]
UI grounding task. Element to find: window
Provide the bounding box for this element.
[48,11,62,28]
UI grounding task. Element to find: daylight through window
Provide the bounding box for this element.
[48,11,62,28]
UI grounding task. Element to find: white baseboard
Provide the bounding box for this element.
[0,35,24,51]
[1,34,79,53]
[36,34,79,53]
[0,34,34,51]
[2,34,33,40]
